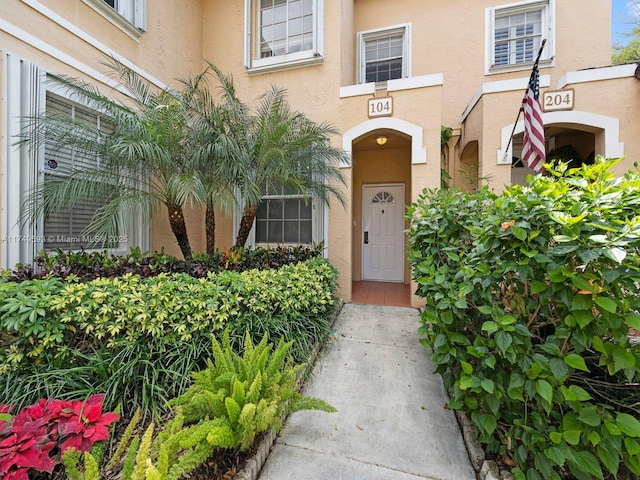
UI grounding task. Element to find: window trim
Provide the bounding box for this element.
[3,54,148,268]
[82,0,146,40]
[234,192,326,249]
[244,0,324,74]
[254,193,317,246]
[357,23,412,85]
[485,0,555,75]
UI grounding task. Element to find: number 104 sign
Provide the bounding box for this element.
[368,97,393,117]
[542,89,574,112]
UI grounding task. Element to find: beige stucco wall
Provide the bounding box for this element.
[2,0,204,81]
[353,0,611,130]
[462,72,640,192]
[566,77,640,175]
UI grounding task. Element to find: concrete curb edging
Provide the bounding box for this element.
[234,430,276,480]
[454,410,513,480]
[234,299,345,480]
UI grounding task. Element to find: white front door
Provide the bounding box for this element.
[362,184,405,282]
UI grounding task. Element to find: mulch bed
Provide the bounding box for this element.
[46,445,255,480]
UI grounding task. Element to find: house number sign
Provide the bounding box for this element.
[368,96,393,117]
[542,89,574,112]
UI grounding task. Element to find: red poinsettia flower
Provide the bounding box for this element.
[0,395,118,477]
[0,412,57,477]
[58,394,118,453]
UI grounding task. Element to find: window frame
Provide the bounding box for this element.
[2,54,147,268]
[41,91,126,252]
[254,192,316,246]
[83,0,146,40]
[236,192,326,249]
[244,0,324,74]
[357,23,412,85]
[486,0,555,75]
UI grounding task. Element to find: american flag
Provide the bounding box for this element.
[520,64,545,173]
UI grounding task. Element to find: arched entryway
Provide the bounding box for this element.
[499,111,624,185]
[511,126,596,184]
[342,118,425,306]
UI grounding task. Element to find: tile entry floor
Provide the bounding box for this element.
[351,281,411,307]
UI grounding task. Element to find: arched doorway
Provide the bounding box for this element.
[499,111,624,185]
[342,118,424,305]
[351,130,411,283]
[511,126,596,185]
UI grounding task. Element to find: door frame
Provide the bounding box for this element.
[361,182,405,282]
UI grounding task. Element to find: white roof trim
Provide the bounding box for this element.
[387,73,443,92]
[461,75,551,122]
[19,0,165,89]
[556,64,638,89]
[497,110,624,164]
[0,19,126,93]
[340,83,376,98]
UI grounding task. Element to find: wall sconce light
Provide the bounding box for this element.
[376,135,388,146]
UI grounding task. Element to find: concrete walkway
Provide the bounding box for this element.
[258,303,476,480]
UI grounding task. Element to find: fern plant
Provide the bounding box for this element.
[171,329,336,450]
[66,330,335,480]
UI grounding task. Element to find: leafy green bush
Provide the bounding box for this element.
[0,258,338,417]
[408,158,640,480]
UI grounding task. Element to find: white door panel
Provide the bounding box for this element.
[362,184,404,282]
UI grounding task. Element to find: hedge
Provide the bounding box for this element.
[408,158,640,480]
[0,258,338,416]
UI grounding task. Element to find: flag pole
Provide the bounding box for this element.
[502,38,547,164]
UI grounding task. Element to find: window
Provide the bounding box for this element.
[103,0,142,25]
[358,24,411,84]
[43,93,118,251]
[83,0,146,38]
[2,53,146,269]
[244,0,323,72]
[488,1,554,72]
[255,190,314,244]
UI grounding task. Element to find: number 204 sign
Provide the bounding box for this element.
[368,97,393,117]
[542,89,574,112]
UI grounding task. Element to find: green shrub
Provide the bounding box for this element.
[0,258,338,416]
[408,158,640,480]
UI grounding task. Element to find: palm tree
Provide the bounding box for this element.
[18,58,224,260]
[180,66,246,254]
[205,65,349,247]
[18,59,348,257]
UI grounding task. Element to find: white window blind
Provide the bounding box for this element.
[245,0,323,71]
[487,1,553,72]
[358,24,411,84]
[494,9,542,66]
[260,0,314,58]
[43,93,115,250]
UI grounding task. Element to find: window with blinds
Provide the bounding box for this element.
[43,93,115,250]
[358,24,411,85]
[494,9,542,66]
[259,0,314,58]
[489,1,552,71]
[245,0,322,72]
